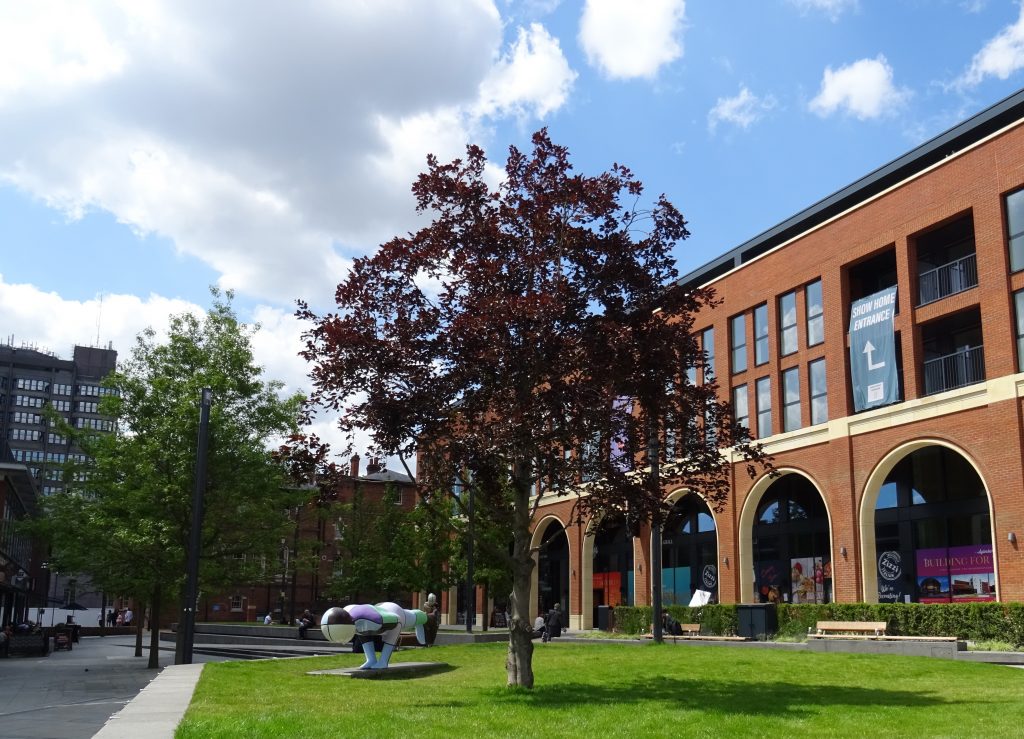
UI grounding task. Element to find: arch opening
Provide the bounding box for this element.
[591,514,633,628]
[751,474,832,604]
[662,493,719,604]
[870,444,994,604]
[536,521,570,618]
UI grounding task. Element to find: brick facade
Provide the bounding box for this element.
[527,89,1024,629]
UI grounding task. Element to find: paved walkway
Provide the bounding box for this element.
[0,635,225,739]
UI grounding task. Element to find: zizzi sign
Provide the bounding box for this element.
[877,550,906,603]
[878,551,902,581]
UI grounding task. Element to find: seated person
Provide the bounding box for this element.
[297,609,315,638]
[531,613,546,640]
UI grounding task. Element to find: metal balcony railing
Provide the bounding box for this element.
[917,253,978,306]
[922,345,985,395]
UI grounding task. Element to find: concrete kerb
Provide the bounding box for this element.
[93,663,204,739]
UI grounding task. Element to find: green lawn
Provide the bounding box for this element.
[177,642,1024,738]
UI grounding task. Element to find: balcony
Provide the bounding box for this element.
[923,345,985,395]
[917,253,978,306]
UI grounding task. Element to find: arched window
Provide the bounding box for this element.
[752,475,831,604]
[874,446,992,603]
[592,516,633,625]
[663,495,718,604]
[537,523,570,616]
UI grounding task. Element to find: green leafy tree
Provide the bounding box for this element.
[38,290,304,667]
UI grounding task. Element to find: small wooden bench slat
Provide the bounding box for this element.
[814,620,887,636]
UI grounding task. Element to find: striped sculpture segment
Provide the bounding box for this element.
[320,602,428,669]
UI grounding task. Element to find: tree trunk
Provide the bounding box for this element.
[506,468,536,688]
[148,585,161,669]
[134,601,144,657]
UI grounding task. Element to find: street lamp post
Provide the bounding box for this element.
[178,387,212,665]
[47,566,59,628]
[465,485,474,633]
[648,413,664,644]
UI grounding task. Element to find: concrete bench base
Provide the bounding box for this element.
[807,637,966,659]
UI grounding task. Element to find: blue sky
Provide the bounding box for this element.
[3,0,1024,458]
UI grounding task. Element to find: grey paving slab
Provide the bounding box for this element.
[0,634,223,739]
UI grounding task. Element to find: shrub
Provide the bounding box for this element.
[611,602,1024,646]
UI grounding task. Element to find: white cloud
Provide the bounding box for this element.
[478,23,577,119]
[787,0,858,21]
[0,275,200,361]
[809,55,910,120]
[0,1,574,308]
[708,86,777,132]
[0,274,371,467]
[578,0,686,80]
[956,2,1024,88]
[0,1,128,103]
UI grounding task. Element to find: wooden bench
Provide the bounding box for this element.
[642,623,746,642]
[809,620,961,644]
[812,620,888,637]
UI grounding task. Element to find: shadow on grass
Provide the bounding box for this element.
[352,664,458,680]
[485,676,951,718]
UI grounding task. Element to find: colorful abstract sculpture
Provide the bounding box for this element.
[320,602,428,669]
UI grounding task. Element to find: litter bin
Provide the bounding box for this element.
[597,605,614,631]
[736,604,777,640]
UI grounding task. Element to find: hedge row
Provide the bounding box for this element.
[612,602,1024,646]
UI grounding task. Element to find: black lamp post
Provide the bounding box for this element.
[178,387,212,665]
[648,412,664,644]
[465,484,474,633]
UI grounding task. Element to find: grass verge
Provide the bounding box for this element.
[178,641,1024,738]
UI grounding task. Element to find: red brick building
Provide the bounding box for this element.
[516,87,1024,630]
[201,456,419,623]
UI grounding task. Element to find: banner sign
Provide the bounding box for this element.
[916,545,995,603]
[849,286,899,411]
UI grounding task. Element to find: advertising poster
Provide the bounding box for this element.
[915,545,996,603]
[916,547,952,603]
[790,557,826,604]
[755,559,786,603]
[877,550,907,603]
[948,544,996,602]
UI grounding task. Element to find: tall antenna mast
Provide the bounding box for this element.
[95,292,104,346]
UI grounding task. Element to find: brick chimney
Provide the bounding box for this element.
[349,454,360,477]
[366,457,382,475]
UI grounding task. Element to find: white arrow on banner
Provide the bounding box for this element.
[863,340,885,370]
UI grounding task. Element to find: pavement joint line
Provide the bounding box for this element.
[0,696,134,718]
